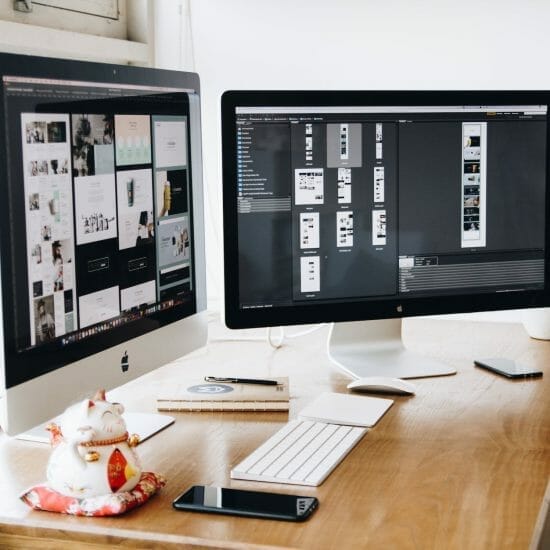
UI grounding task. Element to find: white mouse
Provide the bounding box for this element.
[347,376,416,395]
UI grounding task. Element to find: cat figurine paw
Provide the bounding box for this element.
[46,390,142,498]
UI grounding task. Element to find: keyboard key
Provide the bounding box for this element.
[262,422,329,478]
[246,420,314,476]
[276,423,334,480]
[292,424,351,481]
[304,427,365,485]
[234,420,306,474]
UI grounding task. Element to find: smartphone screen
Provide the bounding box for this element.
[474,358,543,379]
[173,485,318,521]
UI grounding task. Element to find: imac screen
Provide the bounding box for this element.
[222,93,549,327]
[1,67,199,387]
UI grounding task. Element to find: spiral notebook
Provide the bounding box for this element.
[156,377,290,412]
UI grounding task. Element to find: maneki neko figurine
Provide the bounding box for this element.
[46,389,142,499]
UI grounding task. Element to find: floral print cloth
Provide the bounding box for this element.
[20,471,165,516]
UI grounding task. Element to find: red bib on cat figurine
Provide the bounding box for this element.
[108,448,129,492]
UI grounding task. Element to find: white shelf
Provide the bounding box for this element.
[0,19,150,65]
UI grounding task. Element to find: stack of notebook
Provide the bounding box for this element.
[156,377,290,412]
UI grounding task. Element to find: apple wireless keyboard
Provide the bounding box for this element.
[231,419,367,487]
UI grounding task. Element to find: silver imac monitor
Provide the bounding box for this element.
[222,91,549,379]
[0,53,207,436]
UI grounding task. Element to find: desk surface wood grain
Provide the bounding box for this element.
[0,318,549,549]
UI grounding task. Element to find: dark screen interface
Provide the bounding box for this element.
[2,75,195,351]
[234,105,547,309]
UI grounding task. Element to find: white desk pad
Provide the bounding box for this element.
[298,392,393,427]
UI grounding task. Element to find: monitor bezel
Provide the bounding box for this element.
[222,90,550,329]
[0,52,201,388]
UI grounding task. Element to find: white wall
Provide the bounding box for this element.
[187,0,550,317]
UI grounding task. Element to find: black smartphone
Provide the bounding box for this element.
[474,358,543,379]
[172,485,319,522]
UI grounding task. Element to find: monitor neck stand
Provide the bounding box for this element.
[327,319,456,379]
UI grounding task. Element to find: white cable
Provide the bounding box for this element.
[178,0,184,69]
[209,335,268,343]
[209,323,327,348]
[284,324,327,339]
[267,326,284,349]
[186,0,197,71]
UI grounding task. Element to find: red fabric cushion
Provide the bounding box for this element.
[20,471,165,516]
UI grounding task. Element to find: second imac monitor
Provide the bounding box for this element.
[0,53,207,436]
[222,92,549,378]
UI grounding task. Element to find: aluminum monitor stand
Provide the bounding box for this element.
[327,319,456,379]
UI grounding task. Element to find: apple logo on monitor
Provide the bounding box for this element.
[121,351,129,373]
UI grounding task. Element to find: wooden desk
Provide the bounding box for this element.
[0,318,549,549]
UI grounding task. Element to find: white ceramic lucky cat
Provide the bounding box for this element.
[46,390,142,499]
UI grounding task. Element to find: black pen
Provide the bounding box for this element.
[204,376,279,386]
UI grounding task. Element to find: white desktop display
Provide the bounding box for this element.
[222,92,550,379]
[0,53,207,437]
